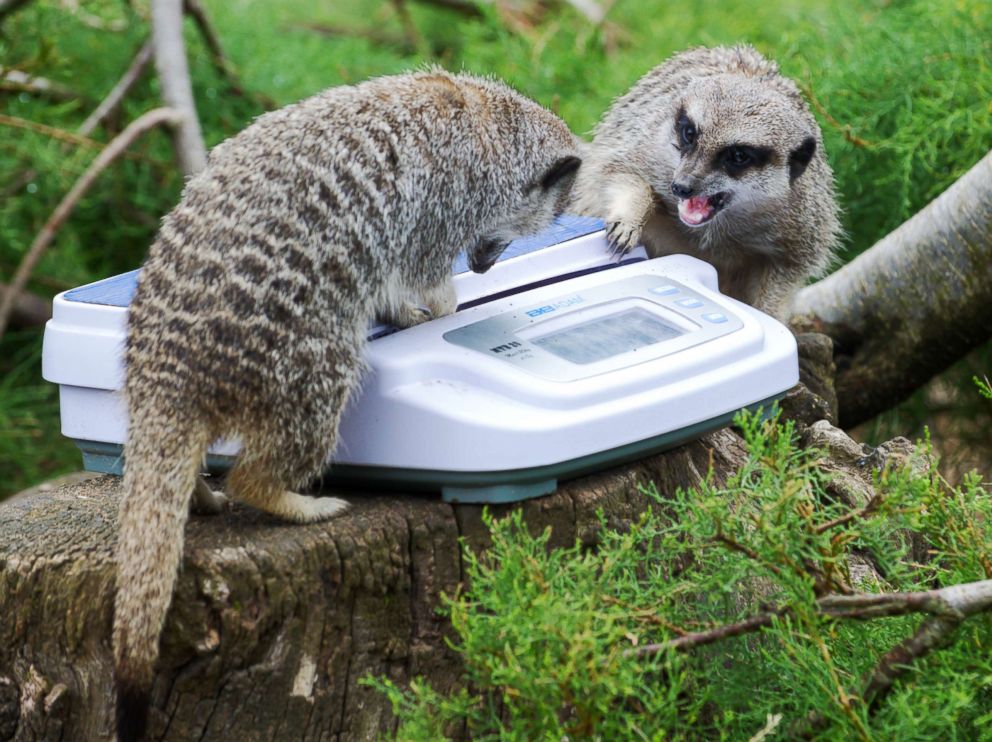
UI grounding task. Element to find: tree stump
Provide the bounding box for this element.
[0,427,754,741]
[2,343,903,741]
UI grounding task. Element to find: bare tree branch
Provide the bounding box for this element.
[860,615,961,707]
[0,108,182,339]
[291,21,409,48]
[0,283,51,329]
[78,39,154,137]
[152,0,207,176]
[628,578,992,658]
[791,149,992,427]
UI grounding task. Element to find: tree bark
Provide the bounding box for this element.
[151,0,207,177]
[0,371,920,741]
[790,149,992,428]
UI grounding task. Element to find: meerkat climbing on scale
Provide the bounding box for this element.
[114,70,581,741]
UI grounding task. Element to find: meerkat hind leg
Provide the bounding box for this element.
[191,475,228,515]
[228,462,348,523]
[250,487,348,524]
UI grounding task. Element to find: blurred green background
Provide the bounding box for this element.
[1,0,990,498]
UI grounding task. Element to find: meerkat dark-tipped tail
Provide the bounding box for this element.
[113,411,210,741]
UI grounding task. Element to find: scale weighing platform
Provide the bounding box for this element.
[42,215,798,503]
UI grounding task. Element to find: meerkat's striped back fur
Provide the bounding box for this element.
[571,45,841,317]
[114,70,581,740]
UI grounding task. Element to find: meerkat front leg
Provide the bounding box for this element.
[379,275,433,329]
[601,173,655,257]
[421,277,458,319]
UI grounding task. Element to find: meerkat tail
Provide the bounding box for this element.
[113,414,210,742]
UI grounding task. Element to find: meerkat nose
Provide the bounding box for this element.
[671,181,695,198]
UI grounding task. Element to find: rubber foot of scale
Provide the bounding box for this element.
[441,479,557,504]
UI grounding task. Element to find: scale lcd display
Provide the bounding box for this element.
[531,307,684,365]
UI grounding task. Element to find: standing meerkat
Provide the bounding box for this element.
[114,70,580,740]
[571,45,841,317]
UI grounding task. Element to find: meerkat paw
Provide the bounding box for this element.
[260,491,350,523]
[606,219,642,259]
[423,281,458,319]
[388,302,434,329]
[191,476,229,515]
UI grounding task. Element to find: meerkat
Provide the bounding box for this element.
[114,70,580,740]
[571,45,841,317]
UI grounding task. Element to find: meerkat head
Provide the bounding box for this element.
[664,76,818,244]
[469,154,582,273]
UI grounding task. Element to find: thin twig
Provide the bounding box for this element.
[0,68,79,101]
[630,611,782,656]
[800,79,875,149]
[0,107,182,339]
[714,531,786,579]
[290,21,409,48]
[181,0,274,109]
[78,39,154,137]
[409,0,484,17]
[389,0,424,52]
[813,492,882,534]
[811,629,871,740]
[2,114,108,150]
[0,113,150,161]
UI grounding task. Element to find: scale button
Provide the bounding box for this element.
[650,284,680,296]
[675,297,704,308]
[702,312,728,323]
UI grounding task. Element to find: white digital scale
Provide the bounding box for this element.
[42,216,798,503]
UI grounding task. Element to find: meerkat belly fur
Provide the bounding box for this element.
[115,70,580,740]
[571,45,841,317]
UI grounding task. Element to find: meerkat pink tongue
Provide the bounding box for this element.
[678,196,713,226]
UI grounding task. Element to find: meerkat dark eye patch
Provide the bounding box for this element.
[717,144,772,177]
[789,136,816,181]
[675,108,697,151]
[539,155,582,191]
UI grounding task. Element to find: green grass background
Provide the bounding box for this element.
[1,0,990,496]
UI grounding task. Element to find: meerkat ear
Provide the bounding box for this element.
[540,155,582,190]
[789,137,816,181]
